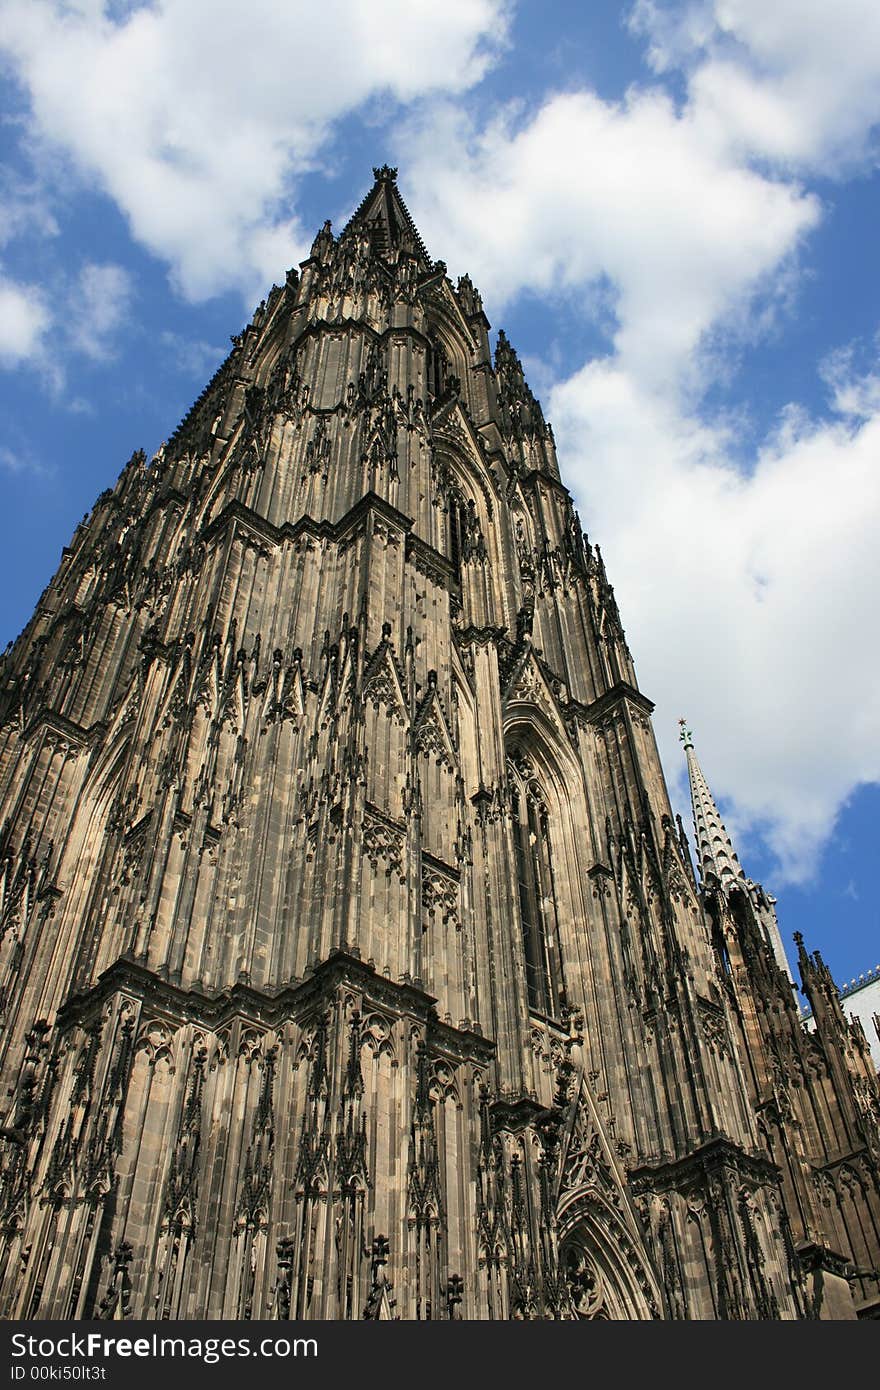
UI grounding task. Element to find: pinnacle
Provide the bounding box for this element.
[493,328,548,440]
[341,166,431,266]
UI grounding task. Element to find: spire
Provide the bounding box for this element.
[679,719,745,889]
[341,165,432,267]
[681,720,795,984]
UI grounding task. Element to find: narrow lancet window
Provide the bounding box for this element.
[427,335,449,399]
[507,753,563,1015]
[449,493,463,579]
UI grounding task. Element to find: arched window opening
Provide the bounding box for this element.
[427,336,449,400]
[448,486,486,580]
[507,752,564,1017]
[448,489,471,581]
[449,491,464,579]
[707,895,733,977]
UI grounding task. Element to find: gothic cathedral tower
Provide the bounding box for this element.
[0,169,877,1319]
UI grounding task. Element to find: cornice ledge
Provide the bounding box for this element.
[55,949,495,1065]
[149,485,188,515]
[430,1015,494,1065]
[578,682,655,726]
[489,1094,554,1135]
[587,862,614,880]
[200,499,285,550]
[406,532,455,587]
[199,493,415,554]
[518,467,571,498]
[23,708,106,749]
[334,490,413,541]
[456,623,506,648]
[294,315,383,345]
[55,957,305,1032]
[628,1135,781,1192]
[795,1241,855,1281]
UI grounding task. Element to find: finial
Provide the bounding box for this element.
[678,717,694,750]
[372,165,398,182]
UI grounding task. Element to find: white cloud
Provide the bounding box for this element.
[0,173,58,250]
[0,275,50,364]
[0,440,53,477]
[66,262,134,361]
[0,260,134,391]
[631,0,880,173]
[549,355,880,883]
[0,0,508,300]
[820,338,880,421]
[0,444,28,473]
[400,91,818,390]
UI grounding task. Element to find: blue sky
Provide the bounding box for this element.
[1,0,878,991]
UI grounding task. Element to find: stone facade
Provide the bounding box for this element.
[803,971,880,1071]
[0,168,877,1320]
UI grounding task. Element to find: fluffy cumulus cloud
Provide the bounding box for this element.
[399,91,820,386]
[549,357,880,882]
[0,0,509,300]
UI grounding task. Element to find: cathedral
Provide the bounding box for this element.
[0,167,878,1321]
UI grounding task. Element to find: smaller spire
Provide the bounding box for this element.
[683,722,795,984]
[681,722,743,888]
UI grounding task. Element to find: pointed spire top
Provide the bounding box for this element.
[341,166,431,266]
[681,723,745,888]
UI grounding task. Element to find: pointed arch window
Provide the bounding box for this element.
[448,485,486,580]
[449,488,467,580]
[427,335,449,400]
[507,752,564,1016]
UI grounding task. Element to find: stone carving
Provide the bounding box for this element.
[422,864,459,929]
[561,1244,609,1319]
[362,809,406,882]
